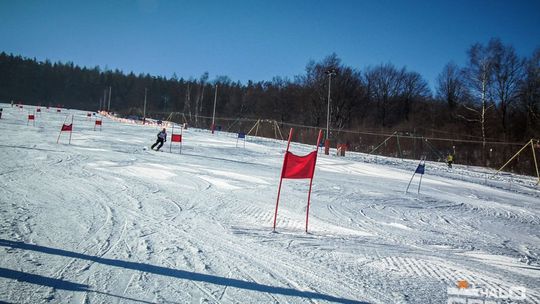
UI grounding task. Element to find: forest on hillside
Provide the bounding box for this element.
[1,38,539,174]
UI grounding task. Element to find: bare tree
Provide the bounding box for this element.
[194,72,208,123]
[462,43,494,152]
[183,82,192,120]
[520,48,540,137]
[489,38,525,139]
[298,54,342,127]
[365,63,405,127]
[400,71,431,122]
[436,62,468,110]
[331,66,365,129]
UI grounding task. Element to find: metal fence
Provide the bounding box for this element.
[148,111,539,177]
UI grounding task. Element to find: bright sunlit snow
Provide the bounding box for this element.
[0,104,539,303]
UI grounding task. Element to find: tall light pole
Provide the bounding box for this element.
[143,88,147,124]
[324,68,336,155]
[211,84,218,134]
[103,89,107,112]
[107,86,112,113]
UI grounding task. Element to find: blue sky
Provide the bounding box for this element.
[1,0,539,89]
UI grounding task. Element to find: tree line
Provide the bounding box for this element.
[1,38,539,145]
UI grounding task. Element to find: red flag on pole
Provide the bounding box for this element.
[57,115,74,144]
[27,114,35,126]
[281,151,317,179]
[94,119,102,131]
[169,124,183,153]
[273,128,322,232]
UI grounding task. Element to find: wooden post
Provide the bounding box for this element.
[492,139,533,179]
[530,140,540,185]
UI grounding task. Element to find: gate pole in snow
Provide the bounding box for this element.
[273,128,293,231]
[417,170,424,194]
[407,158,425,194]
[170,124,174,153]
[305,130,323,232]
[180,126,183,154]
[56,115,69,144]
[406,171,417,193]
[68,115,74,144]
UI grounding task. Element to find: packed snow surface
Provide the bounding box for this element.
[0,104,539,303]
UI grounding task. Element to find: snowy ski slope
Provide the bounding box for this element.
[0,104,539,303]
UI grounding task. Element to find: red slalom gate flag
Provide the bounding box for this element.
[61,124,72,131]
[273,128,322,233]
[169,125,183,153]
[281,151,317,179]
[27,114,36,126]
[57,115,74,144]
[94,119,102,131]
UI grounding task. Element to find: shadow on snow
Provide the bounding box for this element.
[0,239,369,304]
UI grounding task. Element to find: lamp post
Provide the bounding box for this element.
[324,69,336,155]
[107,86,112,113]
[143,88,147,124]
[103,89,107,112]
[211,84,218,134]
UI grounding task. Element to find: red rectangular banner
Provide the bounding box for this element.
[28,115,35,120]
[95,120,102,125]
[171,134,182,142]
[61,124,72,131]
[281,151,317,179]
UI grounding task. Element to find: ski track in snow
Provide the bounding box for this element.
[0,103,539,304]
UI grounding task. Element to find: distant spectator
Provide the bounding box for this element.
[446,154,454,168]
